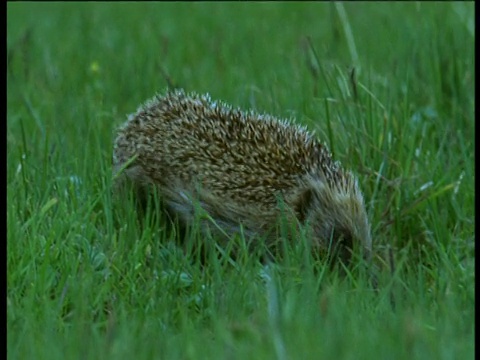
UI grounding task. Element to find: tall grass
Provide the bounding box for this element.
[7,2,474,359]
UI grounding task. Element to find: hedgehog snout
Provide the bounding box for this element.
[325,226,354,264]
[304,197,369,264]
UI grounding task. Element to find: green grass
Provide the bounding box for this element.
[7,2,474,359]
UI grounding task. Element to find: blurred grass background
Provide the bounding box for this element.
[7,2,474,359]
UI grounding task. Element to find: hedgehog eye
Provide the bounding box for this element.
[329,228,353,251]
[294,188,314,222]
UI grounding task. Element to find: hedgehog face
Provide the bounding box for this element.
[297,178,372,264]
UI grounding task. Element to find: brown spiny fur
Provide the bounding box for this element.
[113,89,372,264]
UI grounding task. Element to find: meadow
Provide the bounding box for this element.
[7,2,474,359]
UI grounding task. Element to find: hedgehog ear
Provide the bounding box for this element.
[292,187,314,222]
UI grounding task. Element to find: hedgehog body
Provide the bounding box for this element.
[113,90,372,263]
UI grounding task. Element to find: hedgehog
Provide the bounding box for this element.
[113,89,372,265]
